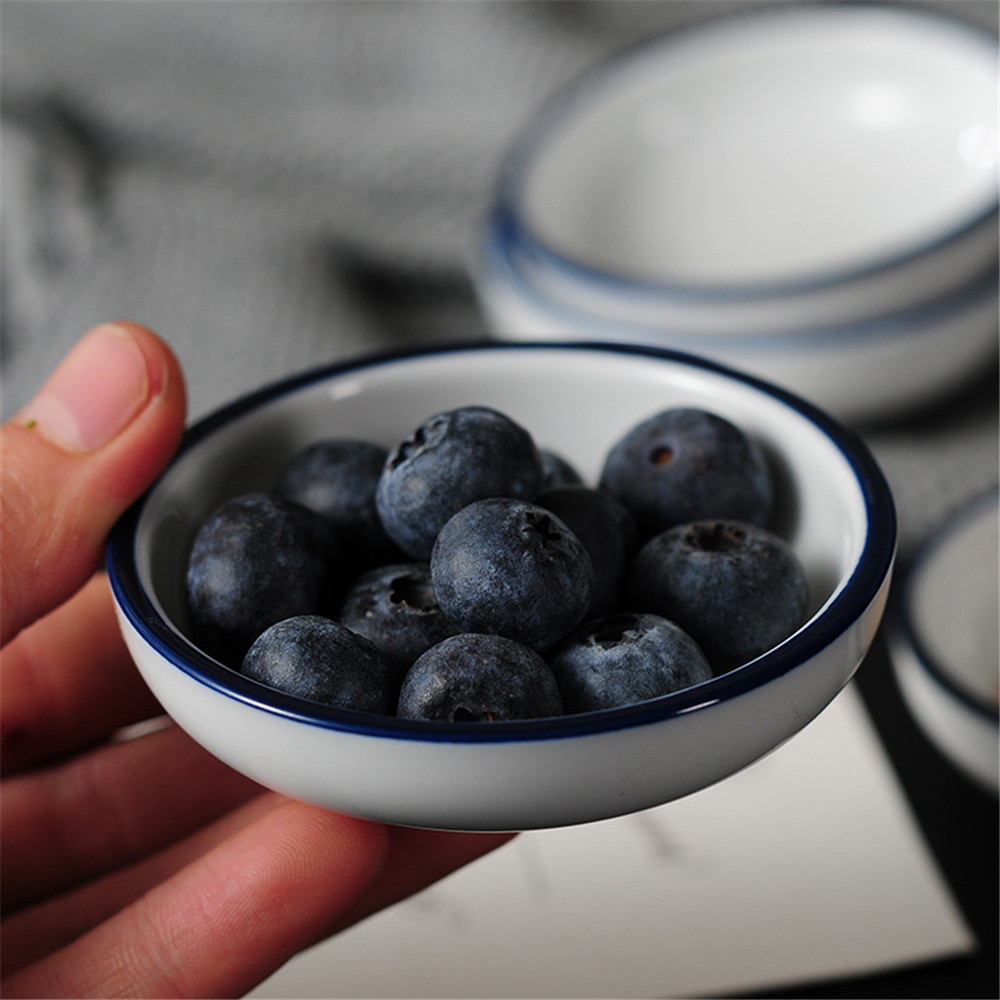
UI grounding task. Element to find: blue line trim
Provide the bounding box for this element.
[481,211,1000,352]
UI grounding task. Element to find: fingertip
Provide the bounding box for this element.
[111,320,187,416]
[14,322,185,455]
[277,800,392,896]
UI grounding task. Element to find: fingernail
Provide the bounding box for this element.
[18,324,160,452]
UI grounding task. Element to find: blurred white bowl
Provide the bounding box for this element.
[476,3,999,422]
[889,491,999,794]
[477,221,999,424]
[108,343,896,831]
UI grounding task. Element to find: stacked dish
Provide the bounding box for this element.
[474,3,999,424]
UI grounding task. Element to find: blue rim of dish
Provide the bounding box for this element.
[493,2,999,305]
[480,213,1000,352]
[107,340,897,744]
[893,490,1000,722]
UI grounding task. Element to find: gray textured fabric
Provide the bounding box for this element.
[2,0,997,559]
[2,0,730,415]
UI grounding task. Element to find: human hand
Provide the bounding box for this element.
[1,323,513,998]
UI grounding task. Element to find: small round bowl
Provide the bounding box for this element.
[476,221,1000,424]
[888,491,999,794]
[108,342,896,831]
[493,3,998,320]
[476,3,999,423]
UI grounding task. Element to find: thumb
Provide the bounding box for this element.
[1,322,186,646]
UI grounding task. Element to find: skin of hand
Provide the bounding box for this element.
[0,322,513,999]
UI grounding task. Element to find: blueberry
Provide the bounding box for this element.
[375,406,544,559]
[599,408,773,537]
[627,519,808,673]
[273,438,401,569]
[185,493,339,664]
[431,498,594,650]
[337,562,462,678]
[241,615,396,713]
[539,448,583,489]
[536,484,639,615]
[397,633,562,722]
[548,612,711,713]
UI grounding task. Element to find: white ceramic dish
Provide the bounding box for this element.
[889,492,999,794]
[491,3,998,323]
[107,342,896,831]
[476,223,1000,424]
[476,3,999,425]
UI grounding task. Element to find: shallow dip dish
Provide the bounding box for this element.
[477,2,999,425]
[108,342,896,831]
[494,3,998,323]
[888,491,999,794]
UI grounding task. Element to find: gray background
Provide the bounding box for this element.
[2,0,997,559]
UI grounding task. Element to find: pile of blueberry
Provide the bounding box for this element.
[184,405,808,722]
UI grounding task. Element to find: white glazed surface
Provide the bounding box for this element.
[890,493,999,793]
[506,4,998,302]
[109,344,895,830]
[496,213,999,336]
[476,228,1000,425]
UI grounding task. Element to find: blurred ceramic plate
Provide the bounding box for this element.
[476,2,1000,424]
[888,491,1000,793]
[492,2,999,313]
[476,220,999,425]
